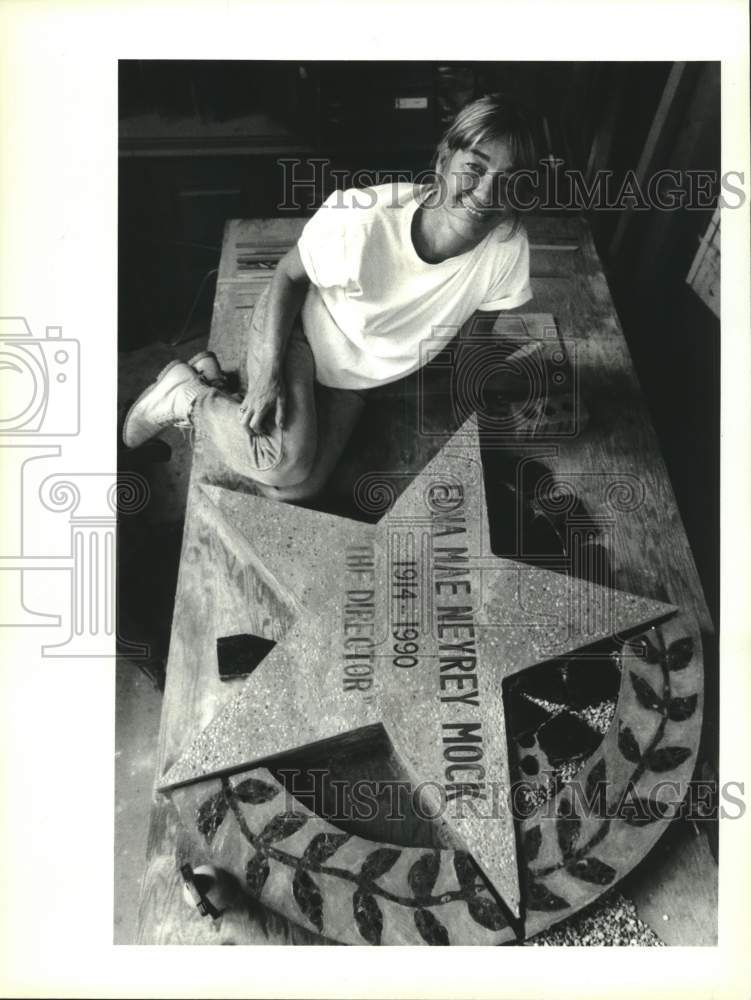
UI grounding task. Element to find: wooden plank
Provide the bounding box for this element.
[625,824,718,946]
[525,217,711,633]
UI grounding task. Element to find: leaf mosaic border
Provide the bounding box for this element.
[169,612,702,945]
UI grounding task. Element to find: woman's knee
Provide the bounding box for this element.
[250,440,315,489]
[258,462,328,502]
[235,417,313,485]
[261,457,315,490]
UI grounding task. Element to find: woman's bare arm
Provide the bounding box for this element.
[240,244,310,433]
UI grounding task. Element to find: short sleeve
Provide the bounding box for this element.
[297,189,361,290]
[476,229,533,311]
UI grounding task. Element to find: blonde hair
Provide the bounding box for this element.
[432,93,537,238]
[434,92,537,172]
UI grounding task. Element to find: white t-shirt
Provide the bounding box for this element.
[297,183,533,389]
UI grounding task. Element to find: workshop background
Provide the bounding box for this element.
[116,61,720,944]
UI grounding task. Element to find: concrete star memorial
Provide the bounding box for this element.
[161,417,703,944]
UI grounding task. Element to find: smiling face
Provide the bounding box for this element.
[437,136,516,240]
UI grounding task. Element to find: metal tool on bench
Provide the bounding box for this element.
[180,863,233,919]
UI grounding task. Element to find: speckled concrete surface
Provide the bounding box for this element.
[528,889,664,946]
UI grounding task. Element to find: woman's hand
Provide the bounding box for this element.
[238,373,286,434]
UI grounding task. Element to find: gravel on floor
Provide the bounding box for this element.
[527,889,665,946]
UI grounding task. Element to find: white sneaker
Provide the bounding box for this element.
[122,360,208,448]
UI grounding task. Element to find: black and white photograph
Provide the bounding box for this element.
[117,57,722,944]
[1,2,750,997]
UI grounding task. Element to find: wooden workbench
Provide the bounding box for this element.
[135,214,712,945]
